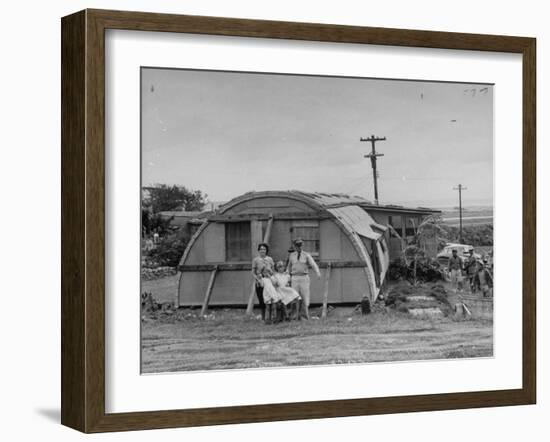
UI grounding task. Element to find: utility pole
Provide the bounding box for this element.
[360,135,386,205]
[453,184,467,243]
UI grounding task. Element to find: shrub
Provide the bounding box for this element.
[387,257,442,283]
[146,235,188,267]
[440,224,493,246]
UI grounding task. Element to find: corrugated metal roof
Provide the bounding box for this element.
[327,205,384,240]
[158,211,205,217]
[218,190,440,215]
[326,205,391,300]
[294,191,371,207]
[293,191,439,213]
[359,203,441,215]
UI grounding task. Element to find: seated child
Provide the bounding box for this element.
[271,261,302,320]
[260,268,281,323]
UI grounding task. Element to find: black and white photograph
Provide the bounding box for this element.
[140,67,494,374]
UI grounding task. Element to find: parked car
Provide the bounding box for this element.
[436,243,482,267]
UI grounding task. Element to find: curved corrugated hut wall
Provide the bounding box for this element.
[178,221,255,305]
[177,192,387,307]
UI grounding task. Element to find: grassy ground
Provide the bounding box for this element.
[142,274,179,304]
[141,302,493,373]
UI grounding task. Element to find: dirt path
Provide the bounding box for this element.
[141,308,493,373]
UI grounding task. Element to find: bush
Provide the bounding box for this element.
[413,258,443,282]
[142,211,173,236]
[146,235,188,267]
[384,289,409,307]
[387,257,442,283]
[440,224,493,246]
[388,258,408,281]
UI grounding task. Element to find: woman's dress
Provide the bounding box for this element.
[271,272,301,305]
[261,277,282,304]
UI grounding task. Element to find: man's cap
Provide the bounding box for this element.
[294,238,304,245]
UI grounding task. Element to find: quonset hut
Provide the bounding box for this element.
[176,191,439,309]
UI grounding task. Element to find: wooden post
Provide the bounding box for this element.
[263,215,274,243]
[200,265,218,317]
[174,271,180,309]
[321,262,332,319]
[246,214,274,316]
[250,219,264,261]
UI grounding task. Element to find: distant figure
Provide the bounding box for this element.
[476,260,493,297]
[286,238,321,319]
[487,250,494,272]
[464,249,479,292]
[251,243,274,321]
[144,238,154,251]
[448,249,463,293]
[153,229,160,244]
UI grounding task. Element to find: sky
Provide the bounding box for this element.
[141,68,493,208]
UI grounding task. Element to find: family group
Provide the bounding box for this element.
[251,238,321,323]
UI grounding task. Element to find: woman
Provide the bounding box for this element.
[251,243,274,320]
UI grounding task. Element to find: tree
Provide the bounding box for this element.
[145,184,207,213]
[389,215,446,285]
[141,184,207,236]
[141,211,173,236]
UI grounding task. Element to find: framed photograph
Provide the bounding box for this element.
[61,9,536,433]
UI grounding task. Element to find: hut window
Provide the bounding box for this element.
[404,217,418,237]
[388,215,402,229]
[290,222,319,256]
[225,222,251,262]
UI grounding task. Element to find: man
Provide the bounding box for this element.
[448,249,463,293]
[476,259,493,298]
[464,249,479,293]
[286,238,321,319]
